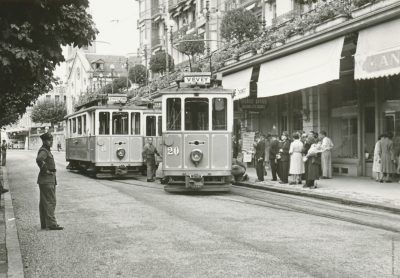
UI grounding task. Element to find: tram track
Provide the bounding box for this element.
[103,178,400,234]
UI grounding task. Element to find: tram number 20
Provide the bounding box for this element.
[167,146,179,156]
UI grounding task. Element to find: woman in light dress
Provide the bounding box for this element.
[372,134,383,182]
[289,132,304,185]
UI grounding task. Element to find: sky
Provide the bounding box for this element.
[54,0,140,81]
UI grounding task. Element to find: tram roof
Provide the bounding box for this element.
[65,103,161,119]
[160,87,234,96]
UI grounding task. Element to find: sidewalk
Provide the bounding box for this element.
[237,167,400,213]
[0,166,24,278]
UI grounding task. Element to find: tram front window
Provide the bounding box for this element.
[99,112,110,135]
[166,98,181,131]
[212,98,227,130]
[146,116,156,136]
[113,112,129,135]
[185,98,209,131]
[131,112,140,135]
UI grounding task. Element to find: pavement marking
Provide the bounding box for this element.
[3,168,24,278]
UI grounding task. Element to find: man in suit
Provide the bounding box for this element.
[36,132,63,230]
[254,134,266,182]
[1,140,7,166]
[142,137,160,182]
[269,135,279,181]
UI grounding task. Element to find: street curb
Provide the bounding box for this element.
[3,168,24,278]
[235,181,400,214]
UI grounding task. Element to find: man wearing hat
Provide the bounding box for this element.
[36,132,63,230]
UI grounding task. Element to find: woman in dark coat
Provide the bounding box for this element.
[277,131,291,184]
[304,135,322,188]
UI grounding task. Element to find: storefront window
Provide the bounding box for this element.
[99,112,110,135]
[166,98,181,131]
[212,98,227,130]
[185,98,209,131]
[112,112,128,135]
[146,116,156,136]
[131,112,141,135]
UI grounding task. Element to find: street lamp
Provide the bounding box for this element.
[110,64,115,94]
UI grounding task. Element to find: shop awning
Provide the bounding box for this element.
[355,18,400,80]
[222,67,253,100]
[257,37,344,98]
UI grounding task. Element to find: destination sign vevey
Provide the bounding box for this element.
[184,76,211,85]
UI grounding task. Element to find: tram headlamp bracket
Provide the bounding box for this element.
[116,148,126,160]
[190,149,203,166]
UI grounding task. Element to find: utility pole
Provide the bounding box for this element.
[164,24,169,78]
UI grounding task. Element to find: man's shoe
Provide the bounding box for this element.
[147,179,154,182]
[47,225,64,230]
[271,179,277,181]
[1,189,9,193]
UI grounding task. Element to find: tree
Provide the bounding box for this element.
[129,64,148,86]
[149,50,174,74]
[0,1,97,128]
[175,33,205,71]
[100,77,129,94]
[31,100,67,126]
[220,8,260,43]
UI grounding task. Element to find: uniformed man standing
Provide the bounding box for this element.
[36,133,63,230]
[142,137,160,182]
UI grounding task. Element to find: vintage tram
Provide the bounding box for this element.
[160,73,234,192]
[65,94,162,178]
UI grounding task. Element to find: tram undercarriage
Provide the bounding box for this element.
[66,161,146,178]
[162,175,232,193]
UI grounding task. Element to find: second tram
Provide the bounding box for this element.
[65,94,162,178]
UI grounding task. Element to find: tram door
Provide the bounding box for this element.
[145,115,162,156]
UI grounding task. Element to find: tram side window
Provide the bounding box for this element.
[72,118,77,134]
[158,116,162,136]
[212,98,227,130]
[99,112,110,135]
[68,119,72,137]
[185,98,209,131]
[112,112,128,135]
[146,116,156,136]
[77,116,82,135]
[131,112,141,135]
[82,115,87,135]
[166,98,181,130]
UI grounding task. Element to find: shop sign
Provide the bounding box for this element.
[240,98,268,104]
[362,48,400,73]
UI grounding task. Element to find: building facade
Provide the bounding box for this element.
[218,0,400,177]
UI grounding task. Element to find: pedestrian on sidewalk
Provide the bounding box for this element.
[253,134,266,182]
[289,132,304,185]
[320,131,334,179]
[142,137,160,182]
[304,133,322,189]
[269,135,279,181]
[277,131,291,184]
[381,132,396,183]
[1,140,7,166]
[36,132,63,230]
[372,134,384,182]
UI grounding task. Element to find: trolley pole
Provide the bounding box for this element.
[205,0,211,73]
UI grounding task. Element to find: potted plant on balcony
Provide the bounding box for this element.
[351,0,399,18]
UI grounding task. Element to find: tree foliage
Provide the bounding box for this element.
[0,0,97,128]
[100,76,129,94]
[31,100,67,125]
[149,51,174,74]
[175,33,205,71]
[129,64,148,86]
[220,8,260,43]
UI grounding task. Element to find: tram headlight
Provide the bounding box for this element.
[190,149,203,166]
[116,148,126,160]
